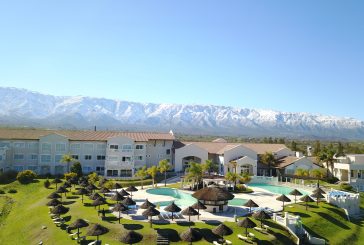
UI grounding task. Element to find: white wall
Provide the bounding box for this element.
[174,144,208,172]
[284,157,321,175]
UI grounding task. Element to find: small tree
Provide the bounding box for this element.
[260,152,276,176]
[202,160,214,175]
[70,161,83,177]
[44,178,51,188]
[318,145,336,180]
[88,172,99,184]
[186,162,203,190]
[240,172,252,184]
[64,172,77,181]
[16,170,37,184]
[158,159,171,187]
[135,166,148,189]
[225,171,239,190]
[60,154,75,173]
[147,166,159,188]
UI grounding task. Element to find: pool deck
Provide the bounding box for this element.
[110,184,322,223]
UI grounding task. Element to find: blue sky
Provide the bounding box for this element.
[0,1,363,119]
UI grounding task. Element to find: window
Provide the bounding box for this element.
[27,142,39,149]
[96,166,105,172]
[135,144,144,150]
[27,166,38,171]
[97,155,106,160]
[41,155,51,163]
[71,155,79,160]
[122,156,132,162]
[55,155,63,163]
[14,154,24,160]
[110,144,119,150]
[146,154,151,158]
[42,143,51,152]
[82,166,93,173]
[70,143,81,151]
[0,155,3,161]
[136,156,143,161]
[13,166,24,171]
[107,170,118,177]
[84,143,94,151]
[166,149,171,155]
[120,169,132,177]
[108,156,118,161]
[55,143,66,152]
[84,155,92,160]
[30,154,38,161]
[96,144,106,150]
[14,142,25,148]
[122,144,132,152]
[0,142,10,148]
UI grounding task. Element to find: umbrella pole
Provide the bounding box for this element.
[172,212,174,221]
[150,216,152,228]
[119,211,121,224]
[295,195,297,204]
[261,218,263,228]
[81,195,83,203]
[246,227,248,236]
[77,228,80,239]
[282,201,285,211]
[197,207,200,220]
[189,215,191,222]
[306,201,308,211]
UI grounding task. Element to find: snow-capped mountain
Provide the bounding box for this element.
[0,87,363,139]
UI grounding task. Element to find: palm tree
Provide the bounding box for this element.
[158,159,171,187]
[260,152,276,176]
[60,154,75,173]
[202,160,213,175]
[318,145,336,180]
[229,161,238,174]
[147,166,159,188]
[135,166,148,189]
[225,172,239,190]
[186,162,203,190]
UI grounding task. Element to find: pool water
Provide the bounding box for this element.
[248,183,308,195]
[146,188,247,207]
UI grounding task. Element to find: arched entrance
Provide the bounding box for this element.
[182,156,202,171]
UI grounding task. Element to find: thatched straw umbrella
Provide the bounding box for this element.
[237,217,256,236]
[99,187,110,198]
[122,197,136,214]
[311,192,325,206]
[56,186,69,197]
[181,206,199,222]
[69,219,89,240]
[300,195,315,210]
[86,223,109,241]
[52,178,62,189]
[140,199,156,209]
[119,189,130,197]
[120,230,143,245]
[276,194,291,211]
[164,202,181,221]
[79,181,88,187]
[313,187,326,194]
[243,199,259,214]
[62,182,72,190]
[89,192,102,201]
[252,210,271,228]
[48,192,62,200]
[76,188,89,203]
[180,228,202,245]
[212,224,232,242]
[125,186,138,198]
[111,192,125,203]
[192,187,234,212]
[51,204,69,217]
[86,184,98,194]
[142,207,160,228]
[46,198,62,207]
[92,197,107,211]
[289,189,303,204]
[113,182,122,192]
[191,201,206,220]
[112,203,129,224]
[68,176,79,189]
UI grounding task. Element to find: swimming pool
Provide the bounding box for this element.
[248,183,309,195]
[146,188,247,207]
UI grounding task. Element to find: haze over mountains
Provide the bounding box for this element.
[0,87,363,140]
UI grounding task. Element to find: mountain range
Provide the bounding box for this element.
[0,87,363,140]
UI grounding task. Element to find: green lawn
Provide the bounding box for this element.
[285,202,364,245]
[0,179,295,245]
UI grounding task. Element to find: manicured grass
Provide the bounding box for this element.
[285,202,364,245]
[0,179,295,244]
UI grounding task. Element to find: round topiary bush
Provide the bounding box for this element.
[16,170,37,184]
[8,189,17,194]
[44,179,51,188]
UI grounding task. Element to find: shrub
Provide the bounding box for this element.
[327,177,339,184]
[8,189,17,193]
[16,170,37,184]
[340,183,354,192]
[103,181,114,189]
[234,184,254,193]
[0,170,18,184]
[70,162,83,177]
[0,189,5,194]
[44,179,51,188]
[88,172,99,184]
[64,172,77,181]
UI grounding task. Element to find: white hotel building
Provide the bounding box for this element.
[0,128,321,179]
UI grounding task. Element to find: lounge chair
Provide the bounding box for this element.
[254,227,264,232]
[75,236,86,241]
[88,240,98,245]
[213,241,222,245]
[238,234,248,241]
[225,240,232,244]
[263,224,270,230]
[248,233,255,239]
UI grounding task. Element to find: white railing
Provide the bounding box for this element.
[250,176,279,184]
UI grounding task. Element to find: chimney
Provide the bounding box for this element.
[94,126,97,131]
